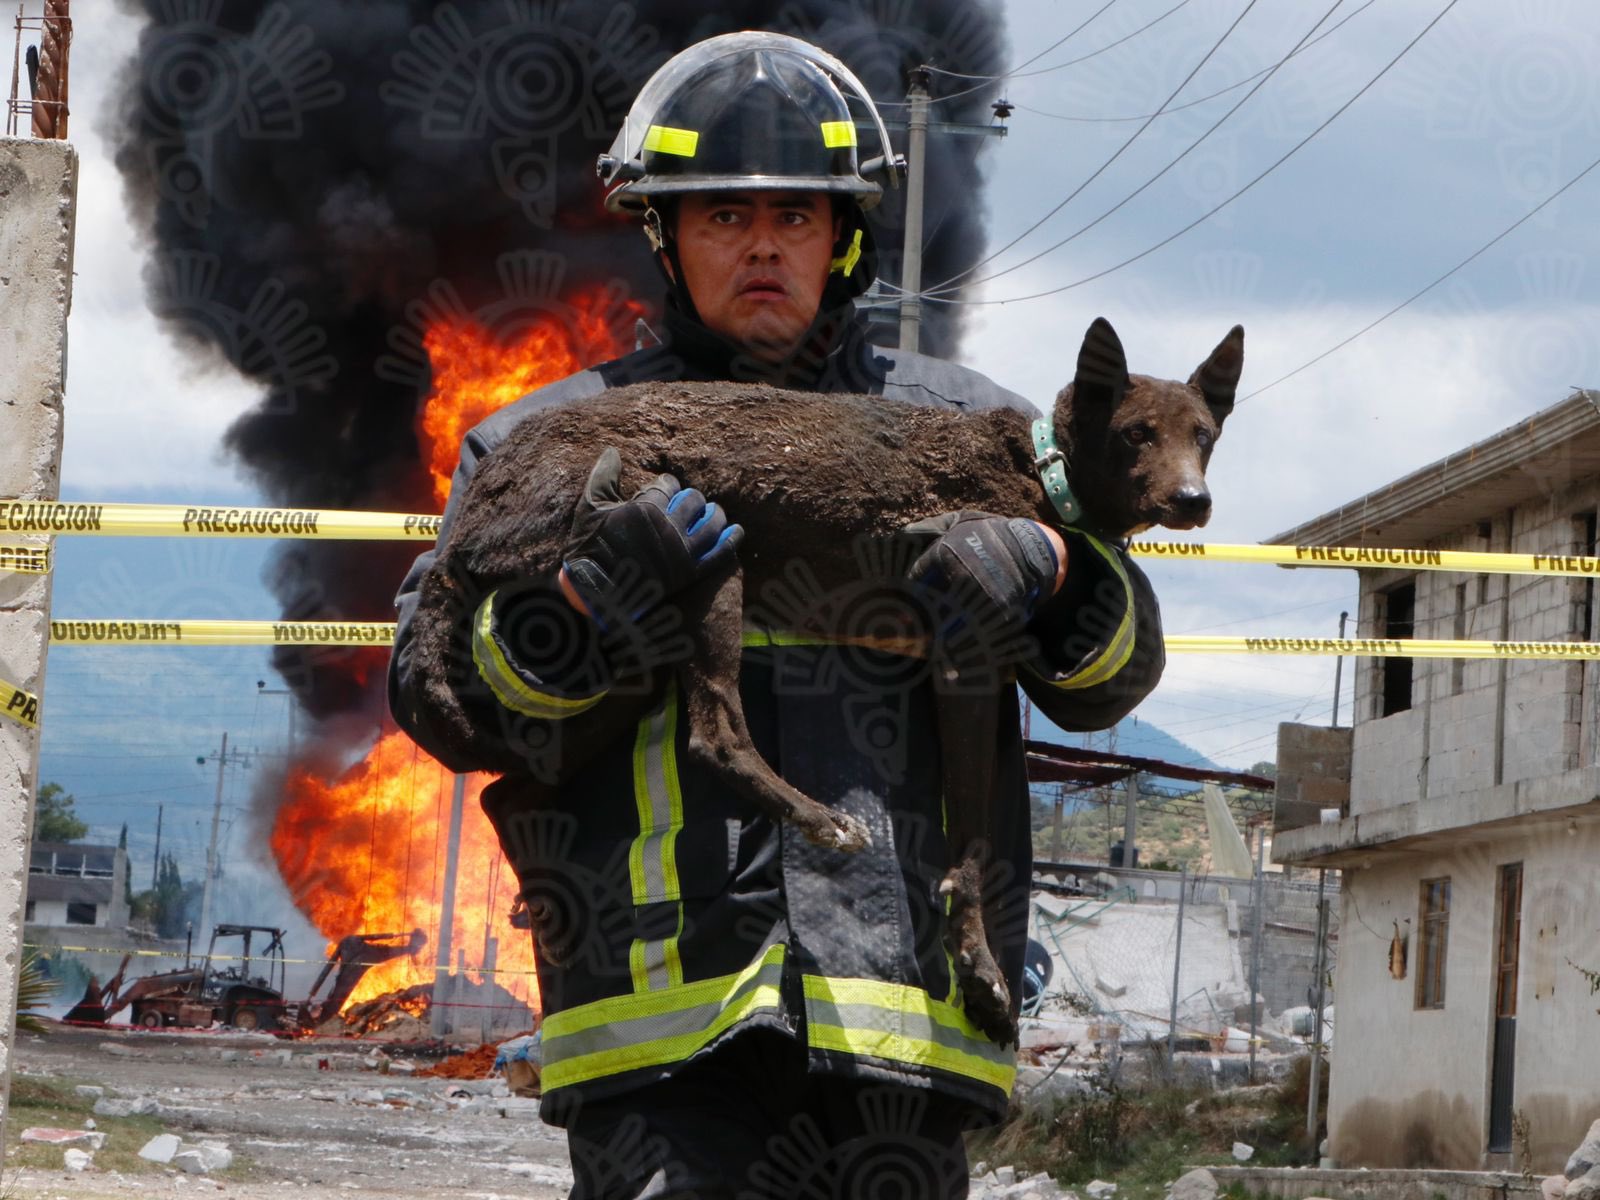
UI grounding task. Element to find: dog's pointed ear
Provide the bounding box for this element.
[1188,324,1244,427]
[1075,317,1129,406]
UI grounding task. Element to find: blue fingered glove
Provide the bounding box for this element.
[562,448,743,623]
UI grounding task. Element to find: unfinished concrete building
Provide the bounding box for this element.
[1269,391,1600,1174]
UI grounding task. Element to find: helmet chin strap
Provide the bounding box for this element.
[644,200,704,325]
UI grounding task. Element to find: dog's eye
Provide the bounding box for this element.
[1123,425,1151,446]
[1196,428,1213,449]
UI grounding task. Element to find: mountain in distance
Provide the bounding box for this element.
[1023,701,1220,774]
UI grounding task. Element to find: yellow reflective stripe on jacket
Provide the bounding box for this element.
[628,683,685,992]
[741,626,929,657]
[802,975,1017,1092]
[1028,535,1136,692]
[472,591,607,719]
[541,944,786,1091]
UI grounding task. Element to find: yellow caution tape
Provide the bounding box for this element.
[0,543,51,574]
[1131,540,1600,578]
[1168,635,1600,659]
[3,499,1598,584]
[38,619,1600,660]
[0,500,443,541]
[2,678,40,728]
[48,620,397,646]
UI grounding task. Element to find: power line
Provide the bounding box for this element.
[923,0,1127,85]
[902,0,1266,298]
[1239,145,1600,403]
[1015,0,1378,124]
[913,0,1465,308]
[917,0,1341,299]
[927,0,1194,85]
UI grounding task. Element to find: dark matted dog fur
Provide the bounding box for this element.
[410,317,1242,1042]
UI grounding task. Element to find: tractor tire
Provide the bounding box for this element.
[135,1007,163,1030]
[231,1006,276,1032]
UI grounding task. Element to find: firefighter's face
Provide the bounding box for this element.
[671,191,841,362]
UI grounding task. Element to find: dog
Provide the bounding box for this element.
[409,317,1242,1043]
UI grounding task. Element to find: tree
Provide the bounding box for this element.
[134,852,198,940]
[33,781,87,843]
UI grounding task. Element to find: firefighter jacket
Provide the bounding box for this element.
[387,315,1165,1125]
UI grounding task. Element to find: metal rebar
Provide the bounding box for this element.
[29,0,70,139]
[1167,864,1188,1056]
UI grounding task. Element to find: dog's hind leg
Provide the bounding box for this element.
[935,687,1017,1046]
[676,570,871,853]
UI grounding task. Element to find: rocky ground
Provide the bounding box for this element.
[3,1022,571,1199]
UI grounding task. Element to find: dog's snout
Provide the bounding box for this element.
[1171,487,1212,521]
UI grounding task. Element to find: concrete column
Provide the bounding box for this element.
[0,137,79,1148]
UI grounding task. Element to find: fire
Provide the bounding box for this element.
[418,291,642,506]
[270,289,637,1022]
[270,732,527,1013]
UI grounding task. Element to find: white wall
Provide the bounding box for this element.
[1327,815,1600,1171]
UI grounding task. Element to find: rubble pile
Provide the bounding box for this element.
[418,1042,499,1079]
[322,983,434,1038]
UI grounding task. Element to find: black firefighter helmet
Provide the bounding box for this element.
[598,32,903,301]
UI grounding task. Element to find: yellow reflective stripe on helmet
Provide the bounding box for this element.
[472,591,607,719]
[830,227,863,277]
[820,120,857,148]
[643,124,699,157]
[541,944,786,1090]
[1029,535,1137,692]
[802,975,1016,1092]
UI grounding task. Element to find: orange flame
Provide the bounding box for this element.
[270,287,636,1021]
[270,732,527,1013]
[419,291,642,507]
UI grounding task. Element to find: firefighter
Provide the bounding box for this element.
[388,32,1164,1199]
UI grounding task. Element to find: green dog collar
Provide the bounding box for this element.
[1031,418,1083,528]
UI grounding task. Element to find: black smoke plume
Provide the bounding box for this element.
[113,0,1007,728]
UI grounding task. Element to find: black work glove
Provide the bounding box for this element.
[904,511,1061,643]
[562,448,743,627]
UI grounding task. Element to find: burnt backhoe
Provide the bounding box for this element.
[64,925,426,1032]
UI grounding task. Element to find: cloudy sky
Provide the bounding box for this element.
[27,0,1600,888]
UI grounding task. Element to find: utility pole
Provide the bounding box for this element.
[1331,611,1349,726]
[1167,864,1189,1056]
[151,804,162,889]
[1248,825,1267,1080]
[196,733,248,945]
[431,772,468,1037]
[898,67,930,353]
[1306,869,1331,1148]
[1122,771,1139,869]
[892,74,1009,351]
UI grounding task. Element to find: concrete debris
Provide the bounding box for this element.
[63,1148,93,1172]
[970,1168,1067,1199]
[1568,1119,1600,1180]
[1167,1167,1218,1200]
[139,1133,182,1164]
[1568,1168,1600,1200]
[1232,1141,1255,1162]
[98,1042,145,1059]
[19,1127,106,1149]
[73,1085,104,1099]
[1085,1180,1117,1198]
[1544,1176,1569,1200]
[94,1095,160,1118]
[499,1097,543,1121]
[192,1142,235,1172]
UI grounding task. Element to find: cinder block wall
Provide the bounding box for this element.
[0,137,78,1142]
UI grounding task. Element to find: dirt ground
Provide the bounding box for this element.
[3,1023,573,1199]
